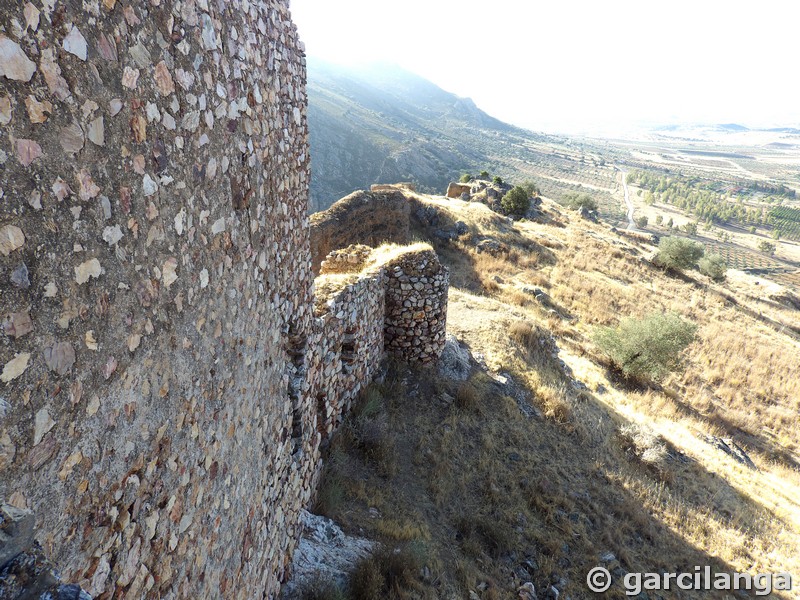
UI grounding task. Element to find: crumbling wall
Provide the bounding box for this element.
[309,190,412,273]
[307,274,385,441]
[0,0,315,597]
[318,244,373,275]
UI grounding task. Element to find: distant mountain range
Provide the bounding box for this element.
[306,60,550,211]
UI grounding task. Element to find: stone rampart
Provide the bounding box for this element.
[0,1,449,597]
[0,0,315,597]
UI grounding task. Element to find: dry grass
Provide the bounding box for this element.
[313,195,800,598]
[364,241,435,271]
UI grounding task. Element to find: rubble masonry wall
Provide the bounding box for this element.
[0,1,448,598]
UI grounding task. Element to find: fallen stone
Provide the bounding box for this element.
[279,510,375,597]
[518,582,537,600]
[0,503,35,567]
[701,435,757,470]
[476,238,507,255]
[446,182,471,198]
[438,334,472,381]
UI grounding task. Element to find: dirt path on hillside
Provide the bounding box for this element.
[616,166,637,230]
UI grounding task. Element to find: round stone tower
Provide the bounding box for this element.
[383,248,449,364]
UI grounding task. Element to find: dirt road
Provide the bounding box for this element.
[616,166,637,230]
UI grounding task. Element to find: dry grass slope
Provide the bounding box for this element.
[308,192,800,599]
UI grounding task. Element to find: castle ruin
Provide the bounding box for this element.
[0,1,446,597]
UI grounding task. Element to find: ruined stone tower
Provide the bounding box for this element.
[0,0,317,596]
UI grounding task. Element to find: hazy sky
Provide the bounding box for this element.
[290,1,799,136]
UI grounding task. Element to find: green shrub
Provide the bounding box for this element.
[492,176,503,185]
[758,240,776,255]
[479,170,490,179]
[698,253,727,280]
[593,312,697,382]
[459,173,473,183]
[501,186,531,218]
[635,215,649,228]
[520,180,540,197]
[654,236,704,271]
[563,192,598,211]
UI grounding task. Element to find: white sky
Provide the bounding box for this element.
[289,0,799,136]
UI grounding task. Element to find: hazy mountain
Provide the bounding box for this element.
[306,59,539,211]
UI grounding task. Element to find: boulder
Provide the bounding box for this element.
[0,503,35,567]
[280,511,376,597]
[476,238,508,255]
[518,582,537,600]
[446,182,471,199]
[701,435,757,470]
[438,334,472,381]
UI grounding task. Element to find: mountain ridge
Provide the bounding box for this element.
[306,59,549,211]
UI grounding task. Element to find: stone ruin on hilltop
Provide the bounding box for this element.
[0,1,447,597]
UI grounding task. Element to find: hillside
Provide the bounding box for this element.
[306,60,505,211]
[307,61,583,212]
[292,186,800,599]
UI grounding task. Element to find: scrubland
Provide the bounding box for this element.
[306,194,799,599]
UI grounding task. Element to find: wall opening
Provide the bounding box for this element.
[289,406,303,458]
[285,321,307,461]
[316,394,328,432]
[341,326,357,374]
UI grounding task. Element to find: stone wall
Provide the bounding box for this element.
[384,249,449,364]
[318,243,373,275]
[0,1,451,597]
[307,273,385,440]
[0,0,316,597]
[309,190,412,273]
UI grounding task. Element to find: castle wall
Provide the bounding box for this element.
[0,0,451,594]
[309,190,412,273]
[307,274,386,440]
[0,0,315,597]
